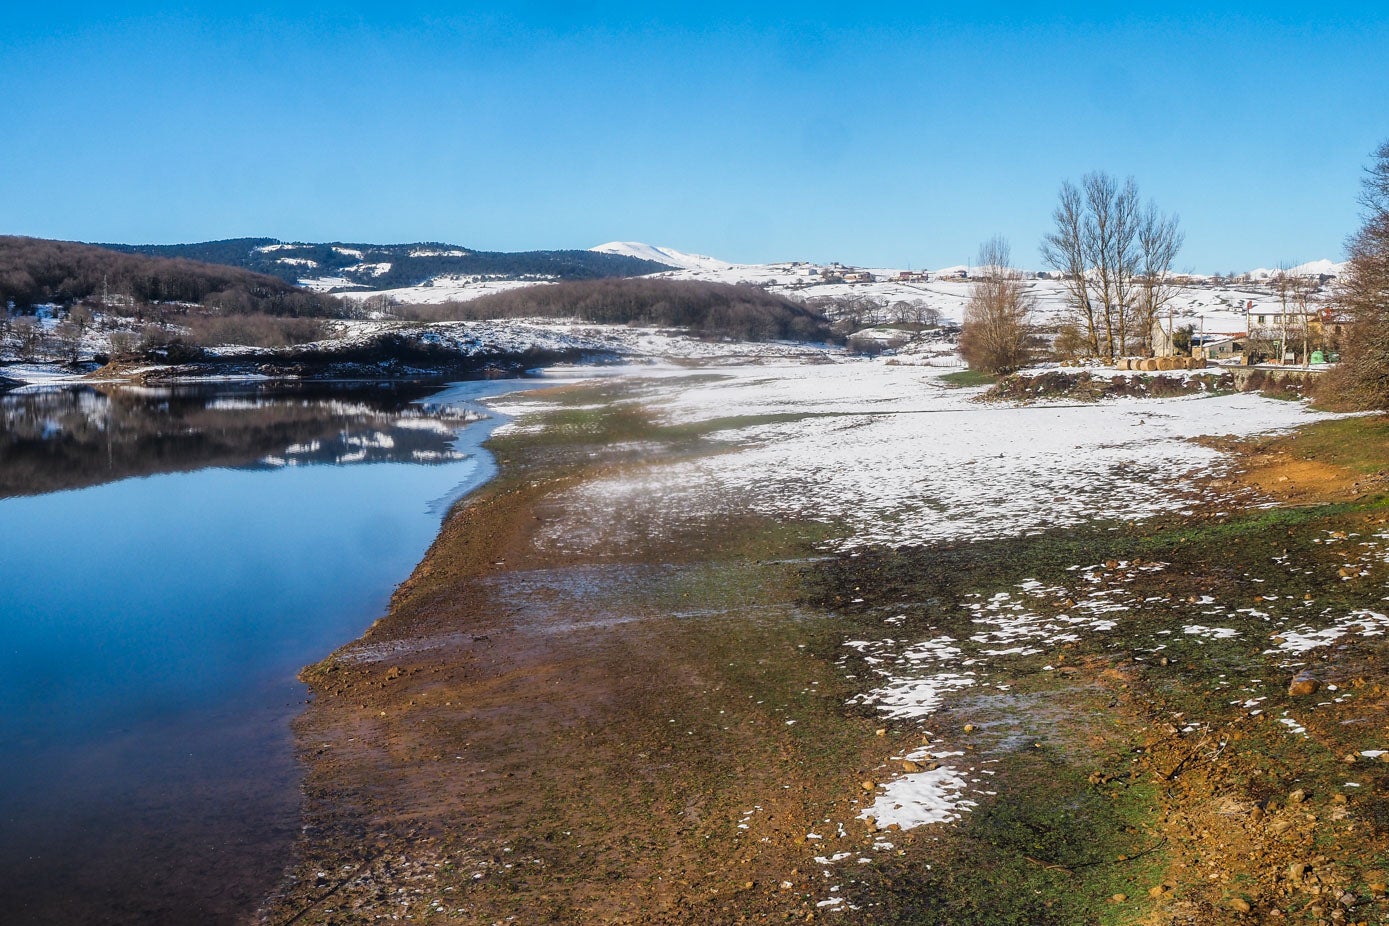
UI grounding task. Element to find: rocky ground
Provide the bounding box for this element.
[255,365,1389,926]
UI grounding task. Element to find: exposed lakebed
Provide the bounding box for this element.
[0,376,553,925]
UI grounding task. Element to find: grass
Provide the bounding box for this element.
[939,368,998,387]
[1274,413,1389,474]
[295,376,1389,925]
[793,410,1389,923]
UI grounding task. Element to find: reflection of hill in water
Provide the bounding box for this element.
[0,381,484,497]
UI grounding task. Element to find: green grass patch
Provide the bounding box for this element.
[939,369,998,387]
[1274,413,1389,474]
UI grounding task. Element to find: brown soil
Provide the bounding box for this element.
[255,392,888,925]
[256,388,1389,926]
[1216,438,1362,505]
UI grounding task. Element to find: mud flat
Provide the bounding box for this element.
[261,361,1389,925]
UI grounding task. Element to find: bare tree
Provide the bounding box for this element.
[1271,263,1295,364]
[1330,140,1389,406]
[1135,201,1185,353]
[959,236,1036,374]
[1290,272,1319,361]
[1041,181,1099,356]
[1042,172,1182,361]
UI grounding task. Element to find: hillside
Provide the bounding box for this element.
[589,241,736,272]
[335,241,1345,343]
[104,238,674,292]
[400,277,834,342]
[0,236,341,317]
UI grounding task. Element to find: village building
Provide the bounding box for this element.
[1151,319,1244,362]
[1243,304,1339,363]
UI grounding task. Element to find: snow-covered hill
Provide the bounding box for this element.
[340,240,1345,337]
[589,242,736,272]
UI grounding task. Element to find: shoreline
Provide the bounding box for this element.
[255,370,881,924]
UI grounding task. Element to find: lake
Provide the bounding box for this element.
[0,376,550,925]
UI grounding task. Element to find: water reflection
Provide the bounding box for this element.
[0,377,545,926]
[0,380,483,497]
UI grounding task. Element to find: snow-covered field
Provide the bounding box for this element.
[495,357,1340,850]
[530,360,1332,554]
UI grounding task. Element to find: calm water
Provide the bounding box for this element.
[0,377,547,925]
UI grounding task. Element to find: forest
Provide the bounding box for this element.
[395,277,834,342]
[106,238,674,289]
[0,236,342,317]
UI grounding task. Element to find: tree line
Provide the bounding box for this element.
[963,144,1389,412]
[109,239,674,289]
[393,278,834,343]
[0,236,343,318]
[961,171,1184,374]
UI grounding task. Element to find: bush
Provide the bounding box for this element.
[184,314,328,348]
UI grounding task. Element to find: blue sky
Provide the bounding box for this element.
[3,2,1387,271]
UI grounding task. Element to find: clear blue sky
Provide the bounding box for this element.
[3,2,1387,271]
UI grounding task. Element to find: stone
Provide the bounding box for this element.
[1289,789,1308,804]
[1289,672,1321,697]
[1229,897,1252,913]
[1111,893,1127,903]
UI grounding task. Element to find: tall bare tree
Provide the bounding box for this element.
[1330,141,1389,406]
[1041,172,1183,361]
[959,236,1036,374]
[1271,263,1296,363]
[1135,201,1186,353]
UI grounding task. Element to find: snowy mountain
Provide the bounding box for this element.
[589,241,736,272]
[1242,259,1347,281]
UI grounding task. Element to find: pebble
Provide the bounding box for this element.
[1110,893,1127,903]
[1229,897,1252,913]
[1288,789,1308,804]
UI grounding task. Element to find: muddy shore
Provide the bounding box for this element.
[257,371,1389,926]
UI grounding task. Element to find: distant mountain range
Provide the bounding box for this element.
[101,238,675,292]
